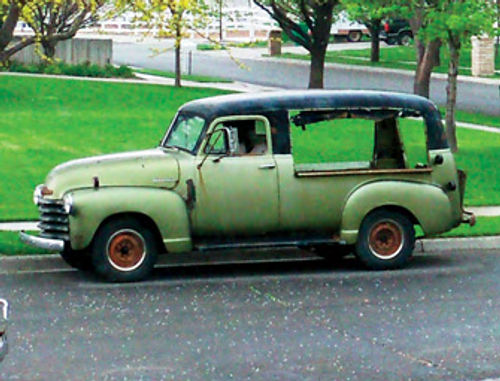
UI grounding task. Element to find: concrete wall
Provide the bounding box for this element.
[11,37,112,66]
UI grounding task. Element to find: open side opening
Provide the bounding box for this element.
[290,108,431,176]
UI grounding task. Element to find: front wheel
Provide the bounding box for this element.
[92,218,159,282]
[355,210,415,270]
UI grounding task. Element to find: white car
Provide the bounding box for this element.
[0,299,8,362]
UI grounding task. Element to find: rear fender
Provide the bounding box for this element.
[340,181,454,244]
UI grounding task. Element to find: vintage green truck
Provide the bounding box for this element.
[21,90,475,281]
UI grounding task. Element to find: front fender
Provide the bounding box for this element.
[340,181,454,244]
[68,187,191,252]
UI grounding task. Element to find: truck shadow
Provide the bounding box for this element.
[142,251,458,283]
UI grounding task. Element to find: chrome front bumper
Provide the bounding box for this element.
[19,231,65,251]
[0,299,8,362]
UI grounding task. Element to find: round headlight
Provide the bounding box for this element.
[63,194,73,214]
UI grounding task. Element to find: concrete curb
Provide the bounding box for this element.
[416,236,500,252]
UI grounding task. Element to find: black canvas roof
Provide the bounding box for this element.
[180,90,439,117]
[179,90,448,150]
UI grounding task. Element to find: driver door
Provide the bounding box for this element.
[191,116,279,237]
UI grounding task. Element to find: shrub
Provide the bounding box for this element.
[4,60,136,79]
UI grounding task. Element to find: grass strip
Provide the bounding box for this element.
[134,68,233,83]
[0,231,56,255]
[415,216,500,238]
[278,45,500,78]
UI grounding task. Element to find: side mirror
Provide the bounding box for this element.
[226,127,238,156]
[198,127,237,170]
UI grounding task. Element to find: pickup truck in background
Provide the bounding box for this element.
[380,19,414,46]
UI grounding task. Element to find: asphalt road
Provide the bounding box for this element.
[113,41,500,116]
[1,248,500,380]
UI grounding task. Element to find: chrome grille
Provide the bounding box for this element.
[37,199,69,241]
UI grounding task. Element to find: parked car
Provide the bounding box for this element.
[380,19,413,46]
[21,90,475,282]
[0,299,8,362]
[331,12,369,42]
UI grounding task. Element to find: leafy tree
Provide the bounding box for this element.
[253,0,341,88]
[23,0,105,60]
[116,0,209,87]
[419,0,495,152]
[342,0,398,62]
[0,1,36,62]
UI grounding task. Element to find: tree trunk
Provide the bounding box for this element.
[368,19,381,63]
[413,39,441,98]
[445,37,460,153]
[308,44,326,88]
[409,5,441,98]
[0,2,21,62]
[174,30,182,87]
[41,39,57,60]
[0,3,19,49]
[219,0,223,42]
[496,0,500,57]
[0,36,36,63]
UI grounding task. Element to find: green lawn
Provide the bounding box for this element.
[0,75,228,220]
[279,45,500,78]
[134,68,233,83]
[0,74,499,222]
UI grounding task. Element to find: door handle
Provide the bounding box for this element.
[259,163,276,170]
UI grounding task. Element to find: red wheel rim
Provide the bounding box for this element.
[368,220,403,259]
[107,229,146,271]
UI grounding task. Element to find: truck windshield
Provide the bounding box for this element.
[163,114,206,153]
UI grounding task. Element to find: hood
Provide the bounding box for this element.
[45,148,180,198]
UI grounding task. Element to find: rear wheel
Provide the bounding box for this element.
[347,30,363,43]
[398,32,413,46]
[92,218,159,282]
[355,210,415,270]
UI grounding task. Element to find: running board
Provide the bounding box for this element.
[195,237,345,252]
